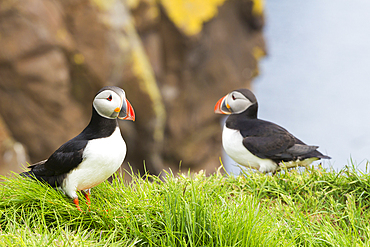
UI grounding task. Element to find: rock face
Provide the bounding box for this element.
[0,115,28,175]
[0,0,265,175]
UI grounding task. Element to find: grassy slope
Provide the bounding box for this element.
[1,164,370,247]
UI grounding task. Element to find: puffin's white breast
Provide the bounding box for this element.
[222,125,277,173]
[62,127,126,198]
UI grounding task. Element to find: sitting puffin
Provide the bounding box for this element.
[214,89,330,174]
[21,86,135,211]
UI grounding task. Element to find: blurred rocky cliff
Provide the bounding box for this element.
[0,0,266,175]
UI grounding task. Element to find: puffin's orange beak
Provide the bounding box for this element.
[123,99,135,121]
[214,94,232,115]
[118,99,135,121]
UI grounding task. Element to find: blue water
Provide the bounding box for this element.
[225,0,370,174]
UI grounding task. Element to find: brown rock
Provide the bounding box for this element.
[145,0,266,172]
[0,0,265,176]
[0,115,28,175]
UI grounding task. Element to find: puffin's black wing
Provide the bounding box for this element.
[242,135,321,162]
[236,119,326,162]
[22,138,88,187]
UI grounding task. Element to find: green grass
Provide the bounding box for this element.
[1,163,370,246]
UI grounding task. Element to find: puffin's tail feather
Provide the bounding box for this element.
[318,154,331,159]
[311,150,331,160]
[20,159,48,181]
[20,171,39,180]
[20,170,64,188]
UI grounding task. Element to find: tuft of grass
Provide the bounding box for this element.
[1,162,370,246]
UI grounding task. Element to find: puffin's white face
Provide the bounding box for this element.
[214,90,255,115]
[93,88,135,121]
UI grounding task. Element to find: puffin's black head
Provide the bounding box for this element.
[93,86,135,121]
[214,89,258,117]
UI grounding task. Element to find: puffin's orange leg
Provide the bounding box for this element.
[73,198,82,211]
[84,190,91,209]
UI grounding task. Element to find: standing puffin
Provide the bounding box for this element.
[21,86,135,211]
[214,89,330,174]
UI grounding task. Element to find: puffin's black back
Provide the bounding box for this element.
[21,107,118,187]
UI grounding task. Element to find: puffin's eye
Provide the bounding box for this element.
[107,95,113,101]
[232,94,236,100]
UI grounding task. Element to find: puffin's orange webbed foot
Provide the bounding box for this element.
[73,198,82,211]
